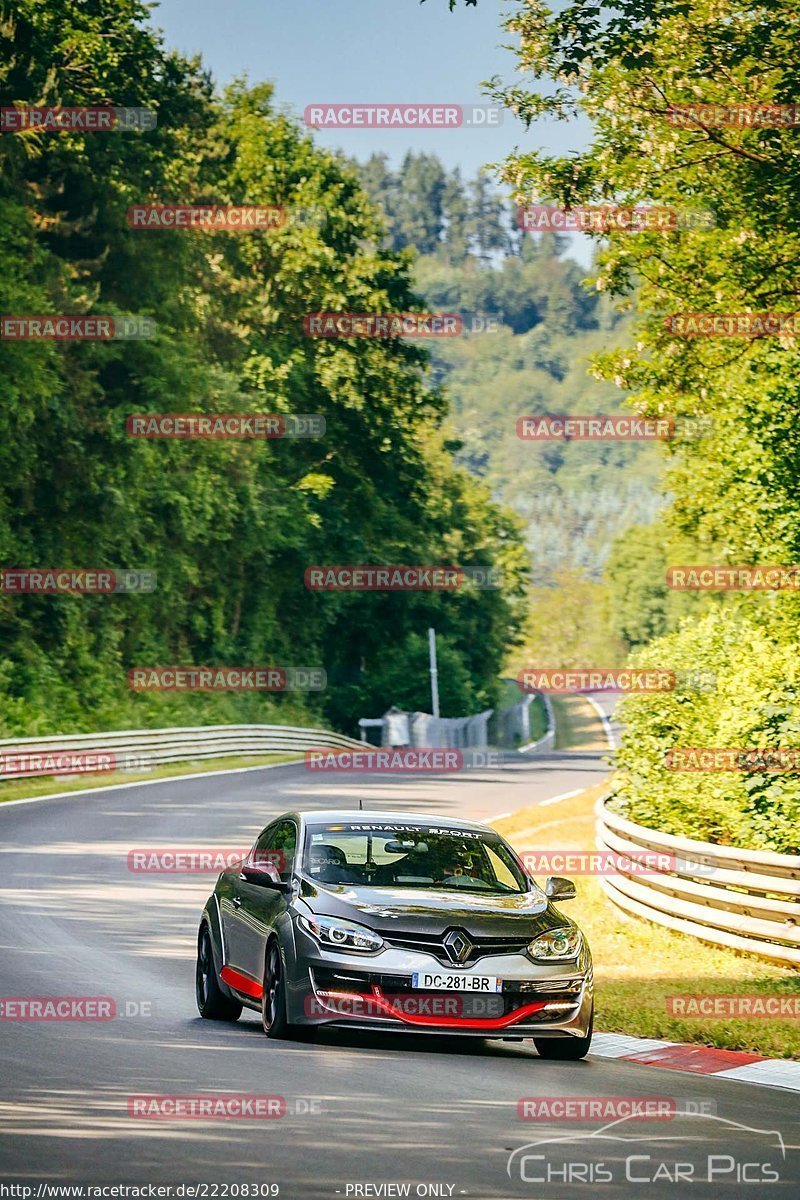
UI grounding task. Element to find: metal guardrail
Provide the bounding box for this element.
[595,794,800,966]
[0,724,365,780]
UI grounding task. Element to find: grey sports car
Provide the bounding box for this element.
[196,809,594,1058]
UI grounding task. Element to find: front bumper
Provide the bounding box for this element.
[286,935,593,1038]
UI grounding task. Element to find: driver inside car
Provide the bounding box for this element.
[437,845,499,887]
[307,843,361,885]
[434,846,476,882]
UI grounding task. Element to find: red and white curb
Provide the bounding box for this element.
[591,1032,800,1093]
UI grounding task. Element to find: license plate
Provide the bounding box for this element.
[411,972,502,993]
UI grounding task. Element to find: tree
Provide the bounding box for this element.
[0,0,529,737]
[479,0,800,845]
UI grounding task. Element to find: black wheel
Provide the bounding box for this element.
[196,924,242,1021]
[533,1010,593,1060]
[261,938,290,1038]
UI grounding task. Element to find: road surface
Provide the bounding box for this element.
[0,747,797,1198]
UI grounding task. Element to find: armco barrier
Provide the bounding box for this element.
[0,724,365,781]
[595,794,800,967]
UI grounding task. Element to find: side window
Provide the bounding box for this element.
[252,824,276,861]
[268,816,297,883]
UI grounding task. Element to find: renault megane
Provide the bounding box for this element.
[196,809,593,1058]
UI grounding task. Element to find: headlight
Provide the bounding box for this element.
[298,913,384,953]
[528,926,582,961]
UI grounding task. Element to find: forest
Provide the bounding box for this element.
[0,0,529,736]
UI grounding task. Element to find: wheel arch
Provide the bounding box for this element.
[199,896,236,999]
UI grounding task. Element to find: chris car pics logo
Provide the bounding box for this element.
[507,1112,786,1186]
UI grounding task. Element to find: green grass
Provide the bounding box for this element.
[526,693,548,743]
[493,783,800,1059]
[494,678,547,746]
[0,752,303,804]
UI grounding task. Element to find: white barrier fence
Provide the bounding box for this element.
[359,706,493,750]
[359,690,551,752]
[596,794,800,967]
[0,724,365,781]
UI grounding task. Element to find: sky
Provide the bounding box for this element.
[149,0,587,179]
[149,0,592,262]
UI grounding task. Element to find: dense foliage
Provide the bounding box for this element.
[475,0,800,847]
[0,0,529,736]
[616,609,800,854]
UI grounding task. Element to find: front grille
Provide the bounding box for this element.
[384,928,530,965]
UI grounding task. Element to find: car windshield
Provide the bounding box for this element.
[303,820,527,893]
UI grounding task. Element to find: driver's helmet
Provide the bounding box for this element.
[309,843,348,882]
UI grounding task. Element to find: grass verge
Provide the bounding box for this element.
[493,783,800,1059]
[526,694,549,744]
[0,752,303,805]
[498,678,548,745]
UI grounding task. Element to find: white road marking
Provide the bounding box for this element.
[540,787,584,806]
[0,757,304,810]
[583,693,616,748]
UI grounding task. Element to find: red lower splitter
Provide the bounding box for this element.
[623,1044,768,1074]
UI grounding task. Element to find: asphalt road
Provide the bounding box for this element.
[0,747,797,1200]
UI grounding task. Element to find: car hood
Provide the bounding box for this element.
[297,879,566,937]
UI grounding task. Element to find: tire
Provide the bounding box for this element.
[533,1010,593,1060]
[196,924,242,1021]
[261,938,291,1038]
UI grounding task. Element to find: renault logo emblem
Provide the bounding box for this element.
[443,929,473,964]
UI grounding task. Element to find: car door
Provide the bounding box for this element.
[222,819,297,986]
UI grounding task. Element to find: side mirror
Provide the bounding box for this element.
[545,875,576,902]
[241,863,292,895]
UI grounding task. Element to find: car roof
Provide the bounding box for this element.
[285,808,494,833]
